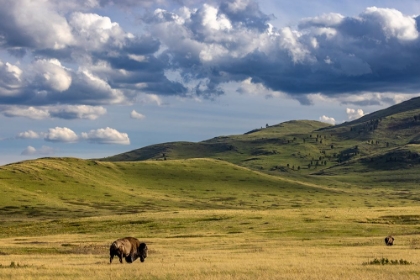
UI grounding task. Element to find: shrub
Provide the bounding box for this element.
[363,258,413,265]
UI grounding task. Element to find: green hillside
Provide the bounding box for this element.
[101,97,420,187]
[2,156,418,222]
[0,157,348,221]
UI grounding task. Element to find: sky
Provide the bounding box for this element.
[2,0,420,165]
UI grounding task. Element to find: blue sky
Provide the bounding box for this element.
[1,0,420,165]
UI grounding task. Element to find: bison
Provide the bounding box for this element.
[385,236,394,246]
[109,237,148,264]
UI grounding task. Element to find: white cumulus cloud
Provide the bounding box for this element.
[32,59,72,92]
[44,127,79,143]
[17,130,40,139]
[49,105,107,120]
[69,12,128,49]
[21,146,37,155]
[81,127,130,144]
[0,60,23,96]
[2,106,50,119]
[0,0,75,49]
[21,145,55,155]
[319,115,336,125]
[346,108,364,120]
[362,7,418,41]
[130,110,145,120]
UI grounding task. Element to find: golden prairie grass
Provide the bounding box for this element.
[1,238,419,280]
[1,207,420,280]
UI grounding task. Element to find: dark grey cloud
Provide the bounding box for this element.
[149,4,420,104]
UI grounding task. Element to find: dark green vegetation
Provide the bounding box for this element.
[363,258,413,265]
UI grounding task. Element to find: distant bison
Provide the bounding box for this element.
[109,237,148,264]
[385,236,394,246]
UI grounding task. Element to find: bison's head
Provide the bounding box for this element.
[138,243,148,262]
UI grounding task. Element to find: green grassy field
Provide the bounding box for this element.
[1,157,420,279]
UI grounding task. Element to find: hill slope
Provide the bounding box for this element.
[2,156,420,224]
[0,157,365,220]
[102,97,420,182]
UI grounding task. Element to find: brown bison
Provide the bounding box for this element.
[385,236,394,246]
[109,237,148,264]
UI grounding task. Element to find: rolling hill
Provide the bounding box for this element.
[3,96,420,222]
[101,97,420,187]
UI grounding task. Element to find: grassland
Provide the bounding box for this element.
[1,157,420,279]
[3,98,420,279]
[0,208,420,279]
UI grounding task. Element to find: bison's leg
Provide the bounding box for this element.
[125,256,133,263]
[124,253,138,263]
[132,253,139,262]
[110,254,114,264]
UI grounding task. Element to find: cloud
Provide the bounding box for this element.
[2,106,50,119]
[0,60,23,97]
[130,110,145,119]
[0,0,74,49]
[147,4,420,103]
[21,146,37,155]
[21,145,55,155]
[319,115,335,125]
[68,12,128,50]
[362,7,418,41]
[44,127,79,143]
[236,77,285,98]
[32,59,72,92]
[81,127,130,144]
[219,0,271,31]
[0,2,420,111]
[135,94,163,105]
[1,105,106,120]
[17,130,40,139]
[346,108,364,120]
[49,105,107,120]
[17,125,131,146]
